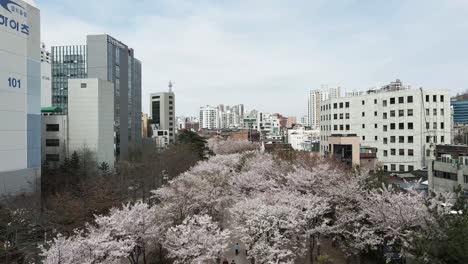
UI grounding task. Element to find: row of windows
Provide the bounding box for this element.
[384,136,414,144]
[383,149,414,157]
[383,123,414,131]
[322,107,446,121]
[322,94,445,112]
[383,164,415,172]
[426,122,445,130]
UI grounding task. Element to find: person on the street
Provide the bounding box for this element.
[223,259,229,264]
[231,260,236,264]
[234,243,240,255]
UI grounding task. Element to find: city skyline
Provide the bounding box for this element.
[40,0,468,117]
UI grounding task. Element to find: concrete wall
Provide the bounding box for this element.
[41,114,68,167]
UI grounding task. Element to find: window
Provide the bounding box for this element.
[340,125,344,131]
[426,136,431,143]
[169,106,173,110]
[339,113,343,119]
[390,123,396,130]
[408,165,414,171]
[408,123,413,129]
[334,114,337,120]
[440,95,444,102]
[407,109,413,116]
[375,136,378,141]
[433,122,437,129]
[152,96,160,99]
[169,101,173,105]
[384,165,388,171]
[345,113,350,119]
[399,136,404,143]
[374,124,378,129]
[345,102,349,108]
[374,99,377,104]
[398,97,404,104]
[383,112,388,119]
[339,102,343,108]
[46,124,59,131]
[390,110,395,117]
[334,125,338,131]
[46,139,60,147]
[346,124,350,130]
[390,98,395,104]
[426,95,429,102]
[362,100,365,105]
[391,164,396,171]
[441,109,444,116]
[399,149,405,156]
[362,124,365,129]
[391,136,396,143]
[399,123,404,130]
[441,136,445,143]
[362,112,365,117]
[399,165,405,172]
[384,138,388,144]
[426,150,431,157]
[433,109,437,116]
[46,154,60,162]
[384,150,388,156]
[408,136,414,143]
[334,103,337,109]
[399,110,404,117]
[383,100,387,107]
[383,125,388,132]
[433,95,437,102]
[374,111,378,116]
[363,136,366,141]
[441,122,445,129]
[426,109,430,116]
[408,149,414,156]
[407,96,413,103]
[426,122,430,129]
[80,83,87,88]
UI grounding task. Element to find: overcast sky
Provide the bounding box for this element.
[40,0,468,117]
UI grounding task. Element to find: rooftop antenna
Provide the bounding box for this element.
[168,81,173,92]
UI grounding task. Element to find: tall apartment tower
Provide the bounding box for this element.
[320,81,451,172]
[51,34,142,159]
[200,106,219,130]
[308,86,341,129]
[0,0,41,196]
[149,82,176,143]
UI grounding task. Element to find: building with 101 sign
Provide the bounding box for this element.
[0,0,41,196]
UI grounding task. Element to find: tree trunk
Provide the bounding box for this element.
[309,235,315,264]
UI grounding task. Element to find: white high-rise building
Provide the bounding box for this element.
[150,82,176,143]
[40,42,51,107]
[200,106,219,130]
[68,78,115,167]
[308,86,341,130]
[320,81,451,172]
[0,0,41,196]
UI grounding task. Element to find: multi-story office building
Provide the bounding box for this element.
[51,34,142,159]
[451,101,468,125]
[200,106,219,130]
[68,79,115,167]
[428,145,468,193]
[40,42,51,107]
[257,112,281,139]
[320,81,451,172]
[150,84,176,143]
[308,86,341,129]
[0,0,41,196]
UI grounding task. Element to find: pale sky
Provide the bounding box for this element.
[39,0,468,117]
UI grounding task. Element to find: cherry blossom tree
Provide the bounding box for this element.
[163,214,230,264]
[208,138,259,155]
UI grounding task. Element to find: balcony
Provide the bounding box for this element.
[360,153,377,159]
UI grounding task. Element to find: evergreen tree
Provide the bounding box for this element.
[70,151,80,171]
[177,130,209,160]
[98,162,111,176]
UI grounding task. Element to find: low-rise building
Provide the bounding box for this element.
[41,107,68,168]
[428,145,468,193]
[287,127,320,151]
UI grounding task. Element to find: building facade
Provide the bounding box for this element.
[150,88,176,143]
[320,83,451,172]
[200,106,219,130]
[41,110,68,167]
[428,145,468,193]
[51,35,142,159]
[451,101,468,125]
[287,127,320,151]
[68,78,115,167]
[0,0,41,196]
[40,42,51,107]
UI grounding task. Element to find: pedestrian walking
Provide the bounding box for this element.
[231,260,236,264]
[223,259,229,264]
[234,243,240,255]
